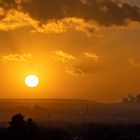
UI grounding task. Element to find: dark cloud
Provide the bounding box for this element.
[20,0,140,26]
[20,0,87,21]
[0,0,16,9]
[0,0,139,27]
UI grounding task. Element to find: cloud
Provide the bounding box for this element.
[0,8,101,37]
[0,9,64,32]
[1,53,32,63]
[0,0,139,36]
[19,0,140,26]
[120,0,140,7]
[0,7,5,16]
[32,17,102,37]
[51,49,107,76]
[129,58,140,67]
[0,0,139,38]
[51,50,107,76]
[0,9,35,31]
[80,0,88,5]
[0,9,66,33]
[61,18,102,37]
[65,54,107,76]
[83,52,100,61]
[125,20,140,27]
[52,50,76,63]
[65,60,106,76]
[65,66,84,76]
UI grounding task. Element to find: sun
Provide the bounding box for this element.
[25,74,39,88]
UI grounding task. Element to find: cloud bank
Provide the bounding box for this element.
[18,0,140,26]
[0,0,139,36]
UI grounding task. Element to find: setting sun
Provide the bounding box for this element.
[25,75,39,88]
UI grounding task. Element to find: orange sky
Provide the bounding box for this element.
[0,0,140,102]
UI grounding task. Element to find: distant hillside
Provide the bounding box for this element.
[0,99,140,125]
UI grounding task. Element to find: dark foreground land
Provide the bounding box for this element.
[0,99,140,140]
[0,114,140,140]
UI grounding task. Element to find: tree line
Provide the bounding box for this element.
[0,114,140,140]
[122,94,140,103]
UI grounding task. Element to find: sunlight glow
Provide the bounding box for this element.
[25,75,39,88]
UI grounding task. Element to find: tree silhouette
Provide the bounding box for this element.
[8,114,38,140]
[8,114,26,139]
[26,118,38,139]
[122,94,140,104]
[128,95,135,103]
[122,97,129,103]
[27,118,37,129]
[136,94,140,103]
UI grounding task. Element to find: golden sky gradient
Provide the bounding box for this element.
[0,0,140,102]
